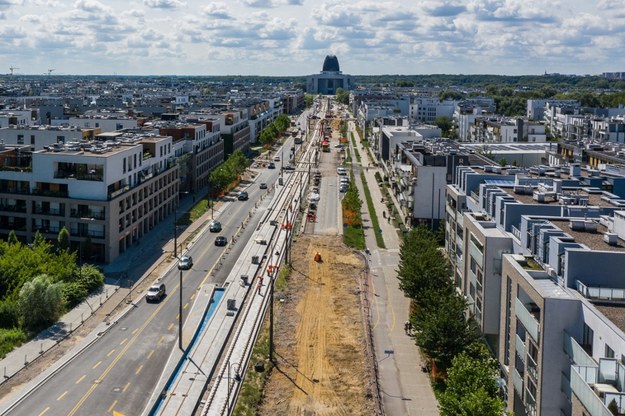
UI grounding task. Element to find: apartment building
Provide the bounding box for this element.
[410,97,456,123]
[66,110,138,132]
[0,109,37,128]
[0,132,178,263]
[527,100,578,121]
[393,140,470,227]
[0,125,99,151]
[446,163,625,416]
[217,110,251,157]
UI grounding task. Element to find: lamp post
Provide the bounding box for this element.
[179,267,183,351]
[227,362,241,414]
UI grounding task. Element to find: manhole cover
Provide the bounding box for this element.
[113,387,121,392]
[120,327,128,331]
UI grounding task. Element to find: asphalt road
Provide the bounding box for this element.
[6,167,281,416]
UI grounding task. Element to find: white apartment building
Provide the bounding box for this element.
[66,112,138,132]
[0,125,92,151]
[0,132,178,263]
[0,109,37,128]
[446,163,625,416]
[410,97,456,123]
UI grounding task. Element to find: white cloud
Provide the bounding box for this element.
[0,0,621,76]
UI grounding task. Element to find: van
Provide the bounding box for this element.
[337,167,347,176]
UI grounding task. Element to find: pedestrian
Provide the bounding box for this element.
[257,281,262,295]
[382,211,386,218]
[404,321,410,334]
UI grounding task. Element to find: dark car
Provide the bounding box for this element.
[259,183,268,189]
[215,236,228,246]
[178,255,193,270]
[283,165,295,171]
[237,191,249,201]
[209,220,221,232]
[146,283,166,302]
[268,162,276,169]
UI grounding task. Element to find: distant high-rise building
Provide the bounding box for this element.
[306,55,355,95]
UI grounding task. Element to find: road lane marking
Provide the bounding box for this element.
[158,335,165,345]
[66,286,179,416]
[167,323,174,331]
[123,382,130,393]
[107,400,118,413]
[92,360,102,369]
[75,375,86,384]
[57,391,68,400]
[190,293,196,300]
[131,328,138,335]
[38,407,50,416]
[135,364,143,375]
[183,303,189,310]
[147,349,155,360]
[107,349,116,357]
[175,313,179,320]
[119,338,127,345]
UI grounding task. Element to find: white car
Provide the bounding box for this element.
[178,255,193,270]
[309,193,320,202]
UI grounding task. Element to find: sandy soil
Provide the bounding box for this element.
[257,235,376,416]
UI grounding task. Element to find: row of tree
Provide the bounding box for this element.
[397,226,505,415]
[0,230,104,356]
[259,114,291,146]
[207,150,249,195]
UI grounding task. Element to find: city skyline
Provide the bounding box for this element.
[0,0,623,77]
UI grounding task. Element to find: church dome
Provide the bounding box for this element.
[322,55,340,72]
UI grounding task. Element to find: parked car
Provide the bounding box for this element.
[259,182,268,189]
[283,165,295,171]
[146,283,166,302]
[215,236,228,246]
[178,255,193,270]
[268,162,276,169]
[209,220,221,232]
[339,184,348,193]
[273,156,280,161]
[237,191,249,201]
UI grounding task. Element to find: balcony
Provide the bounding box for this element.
[516,334,526,359]
[70,209,105,220]
[515,298,541,342]
[577,281,625,302]
[512,368,523,397]
[527,353,538,382]
[0,204,27,213]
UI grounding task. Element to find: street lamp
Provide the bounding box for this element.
[227,362,241,414]
[173,201,185,351]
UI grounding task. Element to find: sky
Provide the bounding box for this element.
[0,0,623,76]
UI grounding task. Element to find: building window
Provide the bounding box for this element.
[17,135,24,144]
[606,344,615,359]
[582,323,594,355]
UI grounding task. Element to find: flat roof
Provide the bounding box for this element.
[550,219,625,252]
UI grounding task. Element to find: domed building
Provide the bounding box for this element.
[306,55,355,95]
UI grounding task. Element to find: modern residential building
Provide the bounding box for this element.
[0,132,179,263]
[410,97,456,123]
[446,162,625,416]
[216,110,251,157]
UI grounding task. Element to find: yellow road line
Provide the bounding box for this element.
[107,400,118,413]
[131,328,138,335]
[123,382,130,393]
[175,313,179,320]
[75,375,86,384]
[119,338,127,345]
[135,364,143,375]
[147,349,155,360]
[92,360,102,369]
[38,406,50,416]
[57,391,68,401]
[107,349,115,357]
[183,303,189,310]
[158,335,165,345]
[190,293,196,300]
[167,323,174,331]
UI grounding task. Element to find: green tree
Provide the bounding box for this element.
[413,287,479,371]
[304,94,314,107]
[439,90,464,101]
[438,342,505,416]
[335,88,350,105]
[7,230,18,245]
[274,114,291,133]
[57,226,70,251]
[18,274,65,331]
[433,116,453,135]
[397,226,452,303]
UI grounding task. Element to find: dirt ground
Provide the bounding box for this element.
[257,235,376,416]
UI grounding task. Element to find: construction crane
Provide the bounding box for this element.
[9,66,19,75]
[47,69,55,76]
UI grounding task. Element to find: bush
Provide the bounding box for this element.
[0,328,27,359]
[77,264,105,294]
[0,300,20,329]
[61,282,88,309]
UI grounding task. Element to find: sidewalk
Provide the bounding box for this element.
[0,183,240,394]
[351,123,440,415]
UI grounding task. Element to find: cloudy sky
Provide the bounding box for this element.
[0,0,623,76]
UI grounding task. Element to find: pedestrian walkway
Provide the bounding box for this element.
[350,123,440,415]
